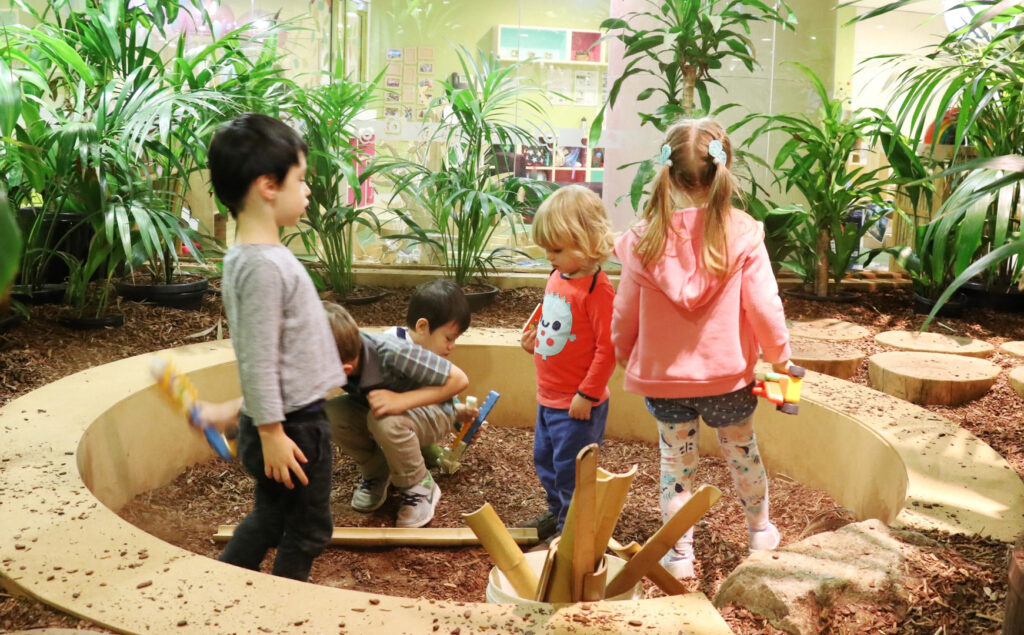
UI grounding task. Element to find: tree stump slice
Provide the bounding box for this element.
[786,318,870,342]
[874,330,994,358]
[1010,367,1024,400]
[789,338,865,379]
[1000,341,1024,359]
[867,352,1000,406]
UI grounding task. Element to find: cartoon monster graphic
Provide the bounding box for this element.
[536,292,576,360]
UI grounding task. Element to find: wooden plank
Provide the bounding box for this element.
[215,524,539,547]
[605,484,722,598]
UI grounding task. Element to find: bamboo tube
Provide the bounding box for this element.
[608,537,687,596]
[215,525,539,547]
[463,503,538,600]
[544,463,637,602]
[571,444,598,602]
[580,557,607,602]
[534,536,560,602]
[605,484,722,597]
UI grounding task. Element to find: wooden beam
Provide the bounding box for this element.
[215,525,539,547]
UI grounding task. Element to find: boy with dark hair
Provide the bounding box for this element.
[322,301,472,528]
[207,113,345,581]
[387,279,471,358]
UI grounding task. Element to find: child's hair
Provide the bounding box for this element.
[532,184,615,266]
[322,301,362,363]
[208,113,309,218]
[635,118,738,277]
[406,279,471,334]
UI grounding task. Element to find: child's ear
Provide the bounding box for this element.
[413,317,432,336]
[255,174,278,202]
[342,361,356,375]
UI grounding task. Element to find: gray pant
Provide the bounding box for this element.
[325,394,451,488]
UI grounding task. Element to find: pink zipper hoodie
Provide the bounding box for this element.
[612,207,790,398]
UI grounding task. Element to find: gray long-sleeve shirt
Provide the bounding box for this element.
[222,244,346,425]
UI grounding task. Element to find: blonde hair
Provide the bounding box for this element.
[532,185,615,266]
[322,301,362,363]
[635,118,739,277]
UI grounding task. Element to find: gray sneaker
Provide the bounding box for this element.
[396,473,441,528]
[351,475,390,512]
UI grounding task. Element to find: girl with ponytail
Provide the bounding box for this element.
[611,118,793,580]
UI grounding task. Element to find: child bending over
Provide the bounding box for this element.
[612,118,791,581]
[520,184,616,542]
[323,301,470,528]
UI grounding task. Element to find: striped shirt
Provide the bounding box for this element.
[344,332,453,414]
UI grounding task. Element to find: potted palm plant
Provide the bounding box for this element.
[286,71,385,303]
[369,46,555,308]
[735,63,910,299]
[0,189,25,333]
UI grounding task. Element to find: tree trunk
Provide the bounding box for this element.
[681,64,698,117]
[814,227,830,297]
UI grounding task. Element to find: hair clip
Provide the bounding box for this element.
[659,144,673,167]
[708,139,727,166]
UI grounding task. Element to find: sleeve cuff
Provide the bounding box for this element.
[577,390,600,403]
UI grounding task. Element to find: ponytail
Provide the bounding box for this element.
[635,164,676,268]
[702,159,733,278]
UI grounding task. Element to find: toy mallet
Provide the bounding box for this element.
[150,357,233,461]
[438,390,500,474]
[753,364,806,415]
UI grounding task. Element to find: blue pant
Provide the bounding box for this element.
[533,400,609,532]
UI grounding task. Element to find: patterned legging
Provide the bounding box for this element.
[658,416,770,557]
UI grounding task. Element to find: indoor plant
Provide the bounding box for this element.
[370,46,555,303]
[287,70,384,301]
[734,63,910,299]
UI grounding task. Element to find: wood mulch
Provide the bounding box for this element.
[1,285,1021,633]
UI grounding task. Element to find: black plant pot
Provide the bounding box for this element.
[16,207,94,285]
[11,283,66,305]
[463,283,499,312]
[913,292,966,319]
[116,276,209,310]
[57,312,125,330]
[0,311,23,334]
[782,288,860,303]
[336,286,389,306]
[960,282,1024,313]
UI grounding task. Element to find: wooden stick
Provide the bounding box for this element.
[463,503,538,600]
[571,444,598,602]
[215,525,540,547]
[534,536,560,602]
[605,484,722,598]
[592,465,637,569]
[608,537,687,596]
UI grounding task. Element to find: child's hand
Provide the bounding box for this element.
[771,360,792,375]
[193,398,242,434]
[367,389,408,418]
[568,394,594,420]
[257,422,308,489]
[520,328,537,354]
[454,403,480,425]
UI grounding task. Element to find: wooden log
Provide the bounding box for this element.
[1001,341,1024,359]
[215,525,539,547]
[874,330,994,358]
[867,351,1000,406]
[463,503,538,600]
[1005,532,1024,635]
[789,338,865,379]
[787,318,870,342]
[1010,367,1024,400]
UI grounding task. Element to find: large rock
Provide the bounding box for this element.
[713,519,933,635]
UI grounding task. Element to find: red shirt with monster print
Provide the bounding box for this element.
[534,269,616,408]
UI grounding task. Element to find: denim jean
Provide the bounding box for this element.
[218,402,334,581]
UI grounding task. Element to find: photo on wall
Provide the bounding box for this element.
[418,62,433,74]
[386,48,402,61]
[385,76,401,89]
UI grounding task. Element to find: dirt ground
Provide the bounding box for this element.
[0,285,1020,633]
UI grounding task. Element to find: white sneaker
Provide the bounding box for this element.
[749,522,781,553]
[351,475,389,512]
[396,473,441,528]
[660,548,695,580]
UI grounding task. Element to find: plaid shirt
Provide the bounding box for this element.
[344,332,453,413]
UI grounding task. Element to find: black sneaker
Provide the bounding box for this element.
[521,510,558,540]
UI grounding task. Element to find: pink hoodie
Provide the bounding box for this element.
[612,207,790,398]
